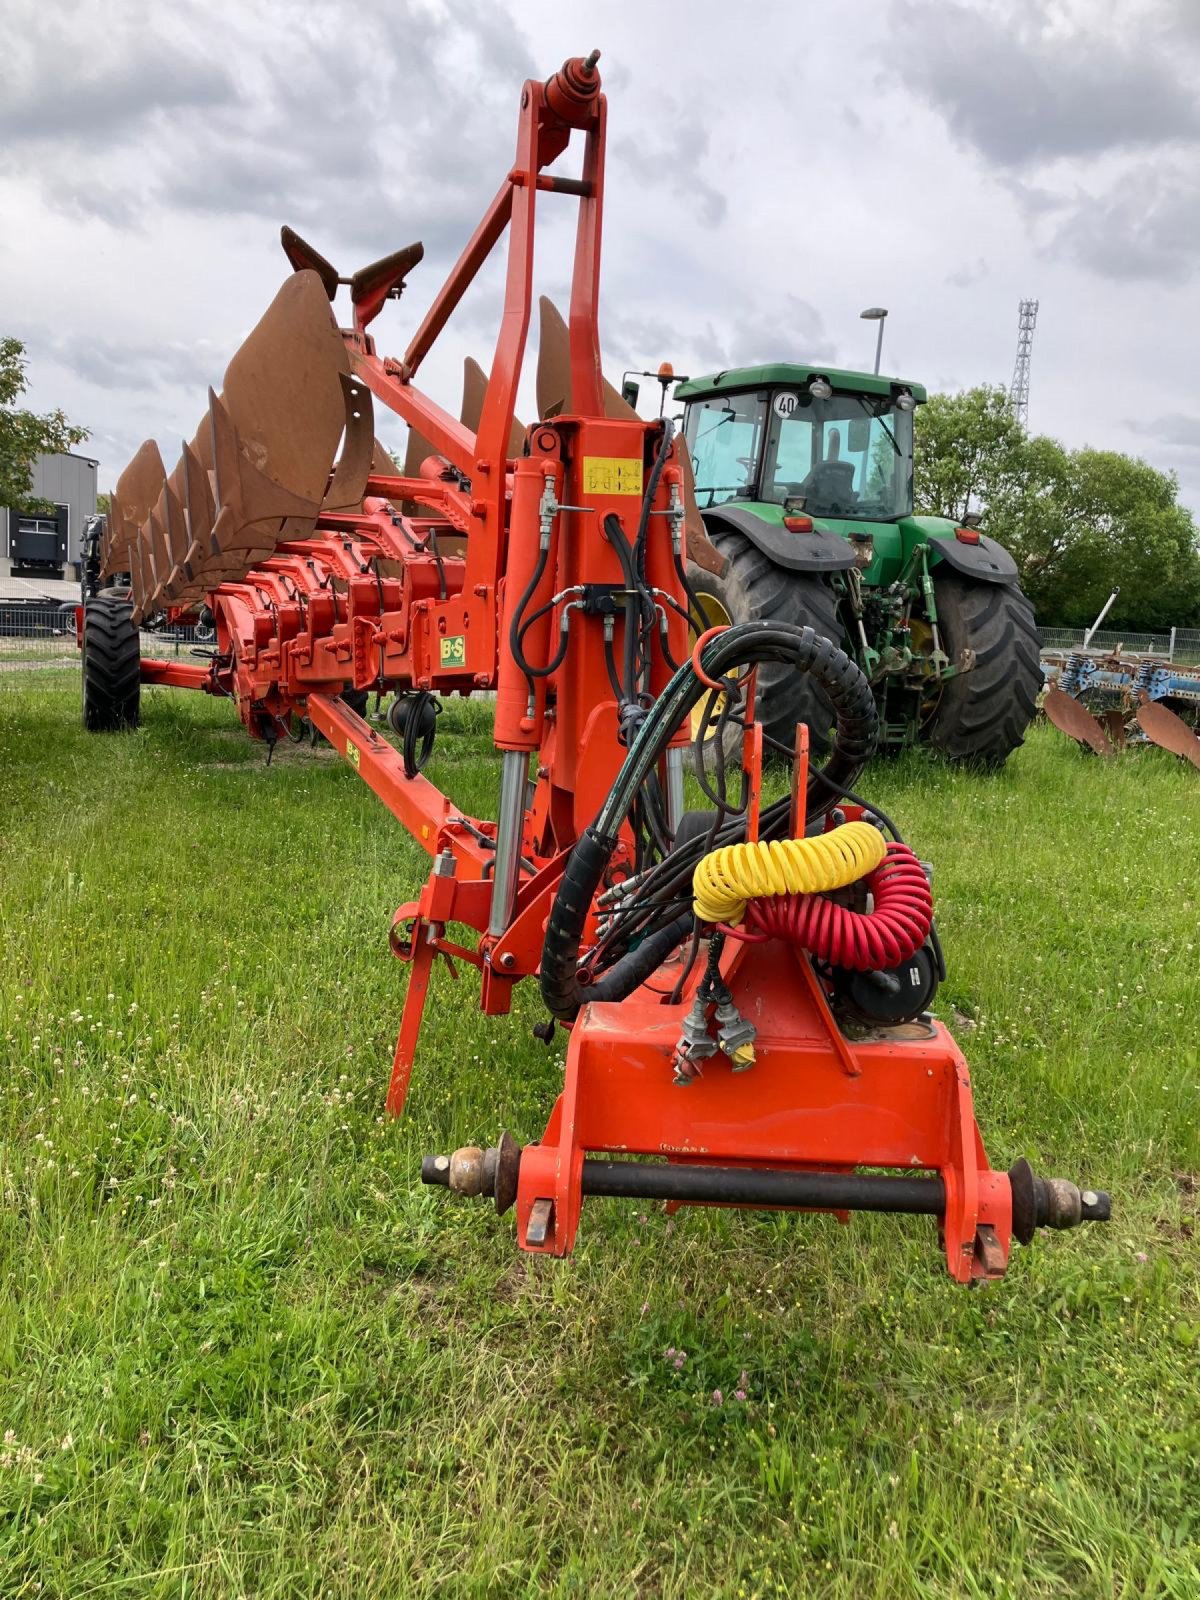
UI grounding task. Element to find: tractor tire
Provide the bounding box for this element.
[82,595,140,732]
[927,574,1040,768]
[686,532,846,758]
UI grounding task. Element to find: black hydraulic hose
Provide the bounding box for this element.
[540,620,877,1021]
[602,622,876,835]
[518,598,573,679]
[633,418,676,586]
[508,532,551,696]
[602,512,645,704]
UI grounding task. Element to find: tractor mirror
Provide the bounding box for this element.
[848,418,871,454]
[622,378,640,409]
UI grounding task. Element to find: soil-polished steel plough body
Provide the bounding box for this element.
[83,52,1109,1278]
[1044,650,1200,768]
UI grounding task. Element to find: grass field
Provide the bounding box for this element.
[1,671,1197,1599]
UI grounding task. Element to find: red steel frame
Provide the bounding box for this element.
[114,51,1035,1281]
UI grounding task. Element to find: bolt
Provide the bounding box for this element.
[499,951,516,970]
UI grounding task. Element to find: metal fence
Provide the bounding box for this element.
[0,604,208,678]
[1038,626,1200,664]
[4,600,1198,676]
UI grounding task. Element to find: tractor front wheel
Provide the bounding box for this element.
[82,595,141,732]
[926,574,1040,768]
[686,532,846,758]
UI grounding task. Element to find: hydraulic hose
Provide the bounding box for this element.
[745,841,933,970]
[539,620,878,1021]
[692,822,887,926]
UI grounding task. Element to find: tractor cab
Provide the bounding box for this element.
[676,365,924,526]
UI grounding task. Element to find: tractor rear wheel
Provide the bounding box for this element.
[926,574,1040,768]
[82,595,140,732]
[686,532,846,758]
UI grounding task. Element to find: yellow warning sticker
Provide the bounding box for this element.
[345,741,361,770]
[439,634,467,667]
[582,456,644,496]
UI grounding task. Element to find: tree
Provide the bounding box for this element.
[913,386,1026,523]
[1,337,88,511]
[1009,449,1200,631]
[915,386,1200,631]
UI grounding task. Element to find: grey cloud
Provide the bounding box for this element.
[1127,413,1200,450]
[893,1,1200,168]
[946,258,989,289]
[0,8,237,148]
[15,322,224,399]
[612,105,727,228]
[1050,160,1200,282]
[64,335,222,396]
[603,296,835,380]
[1,0,540,260]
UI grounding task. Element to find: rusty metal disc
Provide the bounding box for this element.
[116,439,168,528]
[536,296,572,420]
[461,355,526,454]
[222,270,349,505]
[536,295,637,421]
[461,356,488,433]
[1099,707,1128,752]
[1136,698,1200,770]
[602,374,638,420]
[402,424,435,479]
[1043,688,1115,757]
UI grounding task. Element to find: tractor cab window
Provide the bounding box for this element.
[761,391,913,521]
[685,393,767,508]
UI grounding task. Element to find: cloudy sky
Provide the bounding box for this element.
[2,0,1199,510]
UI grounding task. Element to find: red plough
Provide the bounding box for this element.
[81,51,1108,1278]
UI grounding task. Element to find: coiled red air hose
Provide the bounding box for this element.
[745,842,933,971]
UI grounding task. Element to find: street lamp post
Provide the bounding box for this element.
[860,306,888,375]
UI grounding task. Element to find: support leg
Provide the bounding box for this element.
[387,933,436,1116]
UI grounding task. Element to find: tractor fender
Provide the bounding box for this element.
[700,507,857,573]
[925,531,1019,584]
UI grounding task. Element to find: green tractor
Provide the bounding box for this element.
[675,365,1040,765]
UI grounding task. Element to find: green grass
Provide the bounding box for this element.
[1,671,1197,1599]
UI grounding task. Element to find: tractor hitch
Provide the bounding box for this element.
[421,1130,521,1215]
[422,1138,1110,1251]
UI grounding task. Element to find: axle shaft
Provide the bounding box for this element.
[420,1145,1111,1231]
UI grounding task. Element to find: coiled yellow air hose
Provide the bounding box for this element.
[692,821,888,926]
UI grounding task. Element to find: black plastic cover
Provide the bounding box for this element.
[701,506,858,573]
[928,532,1019,584]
